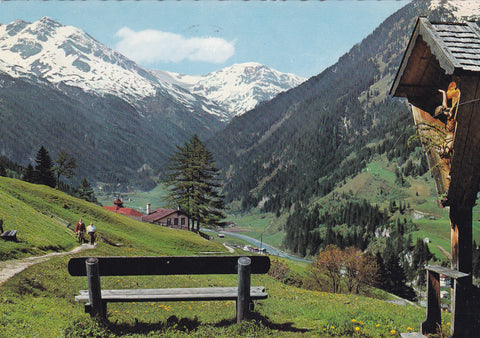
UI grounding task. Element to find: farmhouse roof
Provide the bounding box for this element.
[390,18,480,113]
[142,208,185,223]
[103,205,144,217]
[103,198,143,217]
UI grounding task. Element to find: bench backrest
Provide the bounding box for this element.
[68,256,270,277]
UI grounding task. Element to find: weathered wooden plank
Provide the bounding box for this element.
[449,46,480,53]
[75,286,268,303]
[443,37,480,44]
[439,34,478,41]
[458,59,480,67]
[425,265,469,279]
[444,42,480,50]
[434,24,470,33]
[452,53,480,61]
[68,256,271,276]
[400,333,427,338]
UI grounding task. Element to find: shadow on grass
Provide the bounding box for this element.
[103,311,309,335]
[106,315,201,335]
[215,311,310,333]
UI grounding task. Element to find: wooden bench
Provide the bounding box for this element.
[0,230,17,241]
[68,255,270,322]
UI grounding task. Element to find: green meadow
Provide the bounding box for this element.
[0,176,452,337]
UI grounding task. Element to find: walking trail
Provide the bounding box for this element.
[0,244,95,286]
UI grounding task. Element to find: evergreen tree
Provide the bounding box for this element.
[77,178,97,203]
[34,146,56,187]
[24,164,36,183]
[163,135,225,231]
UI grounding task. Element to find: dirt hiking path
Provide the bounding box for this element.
[0,244,95,286]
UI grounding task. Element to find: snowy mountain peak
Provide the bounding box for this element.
[0,18,228,120]
[0,17,158,99]
[155,62,305,119]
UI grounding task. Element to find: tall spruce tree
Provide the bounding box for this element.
[34,146,56,188]
[163,135,225,231]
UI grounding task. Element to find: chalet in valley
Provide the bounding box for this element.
[142,206,189,229]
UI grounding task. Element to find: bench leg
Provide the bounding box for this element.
[421,269,441,335]
[86,257,106,320]
[237,257,251,323]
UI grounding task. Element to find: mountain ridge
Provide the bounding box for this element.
[153,62,305,120]
[0,17,227,120]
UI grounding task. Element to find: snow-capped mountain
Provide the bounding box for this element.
[0,17,228,186]
[0,17,225,120]
[154,63,305,119]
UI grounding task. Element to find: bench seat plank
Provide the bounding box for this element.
[75,286,267,303]
[425,265,469,279]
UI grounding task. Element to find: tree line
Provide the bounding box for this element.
[281,193,445,300]
[283,195,391,256]
[0,145,97,203]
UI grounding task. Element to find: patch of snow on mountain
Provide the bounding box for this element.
[429,0,480,20]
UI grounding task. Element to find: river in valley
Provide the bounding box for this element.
[202,228,312,263]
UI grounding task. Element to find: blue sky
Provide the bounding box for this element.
[0,1,410,78]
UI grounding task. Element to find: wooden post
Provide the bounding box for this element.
[237,256,251,323]
[449,206,473,337]
[86,257,105,319]
[421,269,441,335]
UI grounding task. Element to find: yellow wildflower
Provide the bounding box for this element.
[355,327,360,332]
[390,329,396,335]
[352,319,357,323]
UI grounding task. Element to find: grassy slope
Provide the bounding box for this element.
[0,177,440,337]
[331,155,480,259]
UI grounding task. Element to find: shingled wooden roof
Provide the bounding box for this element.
[391,18,480,208]
[391,18,480,113]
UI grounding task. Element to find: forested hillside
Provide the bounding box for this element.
[208,0,451,215]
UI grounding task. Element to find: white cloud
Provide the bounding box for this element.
[115,27,235,64]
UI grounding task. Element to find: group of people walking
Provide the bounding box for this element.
[74,218,97,245]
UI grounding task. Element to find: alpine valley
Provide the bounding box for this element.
[1,0,480,210]
[0,17,303,188]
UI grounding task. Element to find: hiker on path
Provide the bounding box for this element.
[75,219,86,244]
[0,218,3,234]
[86,222,96,245]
